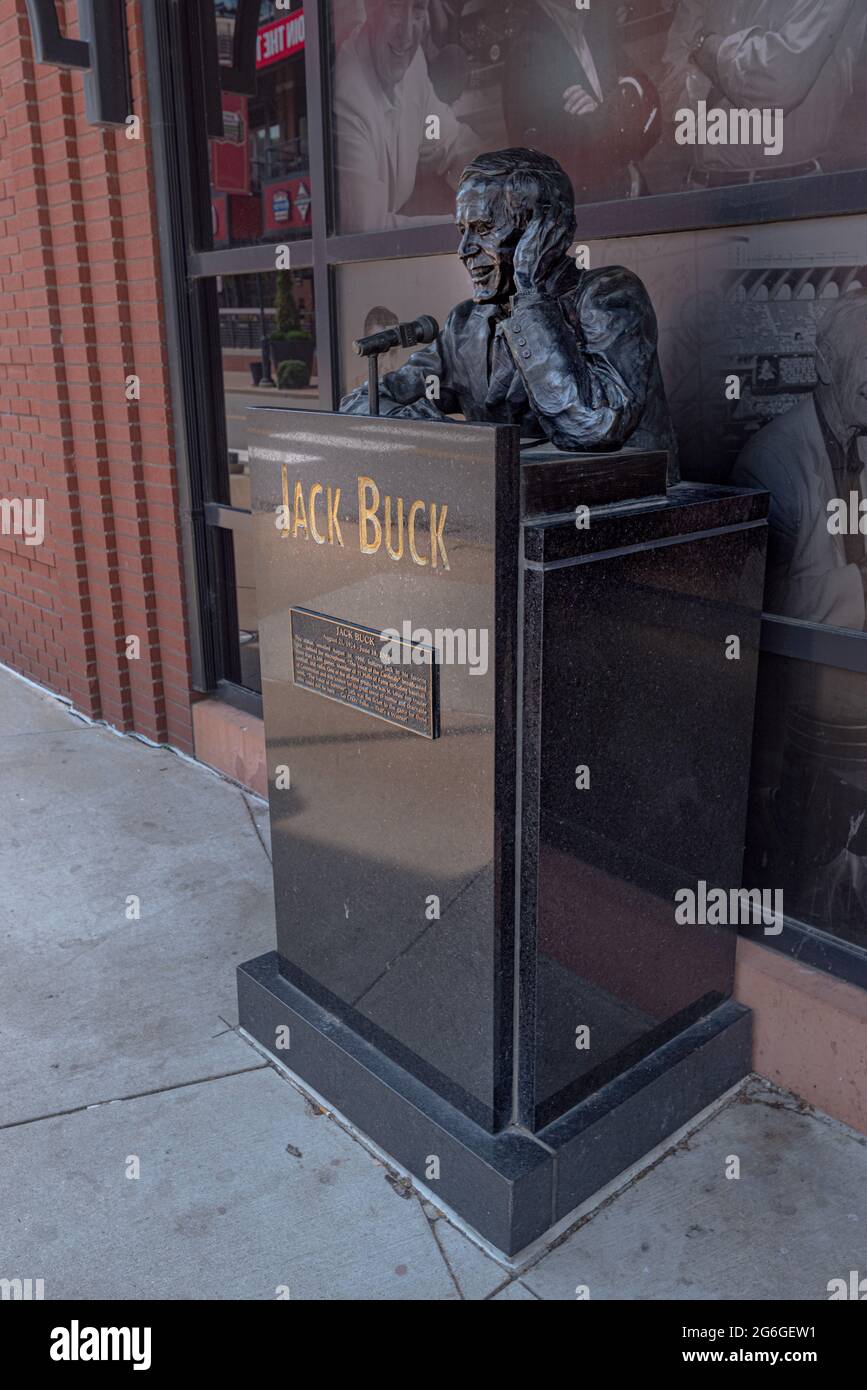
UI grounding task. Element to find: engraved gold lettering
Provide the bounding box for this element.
[430,503,449,570]
[309,483,325,544]
[293,480,308,540]
[408,499,428,567]
[385,495,404,561]
[284,475,451,564]
[359,476,382,555]
[327,486,344,547]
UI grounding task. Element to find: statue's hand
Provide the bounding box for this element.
[338,388,449,424]
[390,397,451,423]
[512,207,563,296]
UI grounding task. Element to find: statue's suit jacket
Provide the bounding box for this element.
[340,258,679,477]
[731,394,867,630]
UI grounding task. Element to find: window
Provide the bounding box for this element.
[327,0,867,238]
[218,270,318,400]
[336,254,466,398]
[210,2,311,250]
[578,216,867,954]
[746,654,867,955]
[148,0,867,965]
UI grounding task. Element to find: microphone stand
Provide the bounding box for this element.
[368,351,381,417]
[354,316,438,417]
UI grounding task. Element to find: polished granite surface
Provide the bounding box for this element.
[250,410,519,1130]
[249,409,767,1136]
[523,510,766,1126]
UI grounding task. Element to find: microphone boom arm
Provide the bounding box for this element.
[352,315,439,417]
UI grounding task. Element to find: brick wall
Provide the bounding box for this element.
[0,0,194,751]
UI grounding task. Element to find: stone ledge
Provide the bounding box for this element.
[192,696,267,798]
[736,937,867,1136]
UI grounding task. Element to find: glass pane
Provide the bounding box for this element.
[336,253,467,399]
[210,2,311,249]
[329,0,507,234]
[745,652,867,953]
[328,0,867,235]
[218,267,320,691]
[716,228,867,637]
[581,214,867,638]
[218,269,320,444]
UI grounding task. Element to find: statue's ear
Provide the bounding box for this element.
[500,184,518,217]
[504,174,536,228]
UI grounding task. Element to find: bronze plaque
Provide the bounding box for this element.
[290,607,439,739]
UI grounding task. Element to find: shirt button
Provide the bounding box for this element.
[522,350,531,359]
[517,337,527,346]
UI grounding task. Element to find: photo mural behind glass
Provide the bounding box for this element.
[583,216,867,950]
[328,0,867,235]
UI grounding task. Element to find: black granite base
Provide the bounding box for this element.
[238,951,751,1256]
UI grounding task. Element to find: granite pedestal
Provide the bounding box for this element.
[238,409,768,1255]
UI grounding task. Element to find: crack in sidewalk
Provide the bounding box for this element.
[242,790,272,863]
[0,1063,269,1131]
[420,1202,466,1300]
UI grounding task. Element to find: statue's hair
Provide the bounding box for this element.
[459,148,577,255]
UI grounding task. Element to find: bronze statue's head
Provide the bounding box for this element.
[456,148,577,304]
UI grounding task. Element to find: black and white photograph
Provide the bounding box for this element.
[331,0,867,232]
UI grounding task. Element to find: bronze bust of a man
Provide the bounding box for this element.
[340,147,677,475]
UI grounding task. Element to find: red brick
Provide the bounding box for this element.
[0,0,192,751]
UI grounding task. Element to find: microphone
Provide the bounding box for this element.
[354,315,439,358]
[428,45,469,105]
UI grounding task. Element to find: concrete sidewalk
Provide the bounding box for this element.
[1,664,865,1301]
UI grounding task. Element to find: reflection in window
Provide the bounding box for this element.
[217,268,319,693]
[218,269,318,411]
[211,2,310,249]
